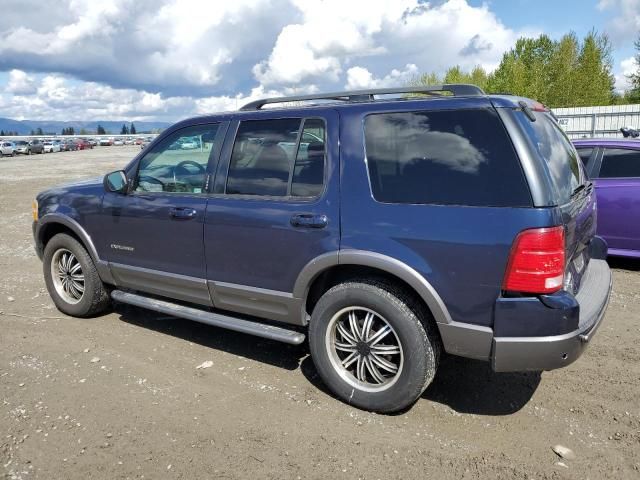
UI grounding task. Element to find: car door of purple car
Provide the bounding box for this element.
[594,147,640,256]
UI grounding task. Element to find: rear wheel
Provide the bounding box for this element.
[309,280,440,413]
[43,233,111,317]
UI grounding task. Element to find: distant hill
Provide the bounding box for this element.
[0,117,171,135]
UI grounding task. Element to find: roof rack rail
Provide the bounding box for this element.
[239,84,485,111]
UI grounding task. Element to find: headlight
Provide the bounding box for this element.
[32,200,38,221]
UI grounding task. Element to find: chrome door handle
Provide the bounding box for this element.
[290,214,328,229]
[169,207,197,219]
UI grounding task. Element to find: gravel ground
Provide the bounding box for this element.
[1,146,639,479]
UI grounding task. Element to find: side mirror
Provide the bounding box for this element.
[104,170,128,193]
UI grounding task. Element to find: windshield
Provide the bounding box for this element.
[515,110,584,204]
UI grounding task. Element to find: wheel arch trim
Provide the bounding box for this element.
[294,249,493,360]
[36,214,116,285]
[38,214,100,262]
[293,249,453,325]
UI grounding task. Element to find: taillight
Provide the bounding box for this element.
[503,226,565,294]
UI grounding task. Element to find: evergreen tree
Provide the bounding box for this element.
[1,130,5,136]
[97,125,106,135]
[573,31,615,106]
[130,123,136,135]
[121,124,129,135]
[36,127,43,136]
[546,33,580,107]
[412,66,489,92]
[414,32,617,107]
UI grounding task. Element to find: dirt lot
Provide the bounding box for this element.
[1,146,639,480]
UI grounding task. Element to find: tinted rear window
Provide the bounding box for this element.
[364,109,531,206]
[515,111,583,204]
[576,147,593,166]
[599,148,640,178]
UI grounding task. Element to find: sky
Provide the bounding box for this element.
[0,0,638,122]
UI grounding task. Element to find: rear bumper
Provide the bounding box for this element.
[491,259,612,372]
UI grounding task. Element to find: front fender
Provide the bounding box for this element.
[34,213,115,285]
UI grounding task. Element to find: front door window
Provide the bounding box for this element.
[135,124,220,194]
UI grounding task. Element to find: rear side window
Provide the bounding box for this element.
[226,118,326,198]
[516,111,583,204]
[598,148,640,178]
[364,109,531,206]
[576,147,593,167]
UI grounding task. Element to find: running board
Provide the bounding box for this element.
[111,290,306,345]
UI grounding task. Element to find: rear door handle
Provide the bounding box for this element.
[290,213,328,229]
[169,207,197,219]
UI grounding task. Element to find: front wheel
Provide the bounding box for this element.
[43,233,111,317]
[309,280,440,413]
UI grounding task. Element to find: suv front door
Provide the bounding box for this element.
[593,147,640,254]
[99,122,226,305]
[204,112,339,324]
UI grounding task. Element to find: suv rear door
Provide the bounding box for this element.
[204,111,339,324]
[510,108,595,293]
[591,147,640,254]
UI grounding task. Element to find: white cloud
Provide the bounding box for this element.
[345,64,419,89]
[0,0,531,121]
[598,0,640,44]
[615,55,638,91]
[0,72,294,121]
[5,69,37,95]
[255,0,522,88]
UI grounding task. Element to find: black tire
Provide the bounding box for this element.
[43,233,111,317]
[308,280,440,413]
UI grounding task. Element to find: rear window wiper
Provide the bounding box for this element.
[571,181,593,198]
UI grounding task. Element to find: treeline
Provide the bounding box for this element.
[120,123,137,135]
[2,123,151,137]
[415,31,638,107]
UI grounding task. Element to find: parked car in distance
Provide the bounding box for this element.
[113,139,124,146]
[99,138,112,146]
[88,138,98,147]
[28,139,45,154]
[14,140,30,155]
[74,139,93,150]
[61,140,78,151]
[33,85,612,413]
[43,141,61,153]
[0,141,16,156]
[573,138,640,258]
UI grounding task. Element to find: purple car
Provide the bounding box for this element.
[573,138,640,258]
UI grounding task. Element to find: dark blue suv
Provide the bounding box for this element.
[33,85,612,412]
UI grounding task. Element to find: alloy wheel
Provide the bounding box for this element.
[325,306,404,392]
[50,248,85,304]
